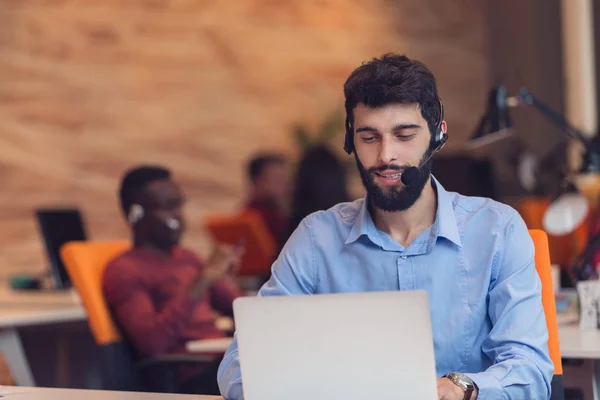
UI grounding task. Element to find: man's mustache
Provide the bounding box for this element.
[368,164,406,174]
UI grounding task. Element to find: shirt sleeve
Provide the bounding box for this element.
[217,216,316,400]
[465,210,554,399]
[102,258,197,357]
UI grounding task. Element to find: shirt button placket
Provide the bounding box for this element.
[397,254,410,291]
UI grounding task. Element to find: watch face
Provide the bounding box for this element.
[454,373,474,387]
[446,373,476,400]
[455,373,468,380]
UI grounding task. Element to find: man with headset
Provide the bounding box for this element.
[217,54,553,399]
[103,165,243,394]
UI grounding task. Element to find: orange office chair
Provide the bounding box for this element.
[61,240,214,393]
[529,229,564,400]
[61,240,130,345]
[204,210,276,276]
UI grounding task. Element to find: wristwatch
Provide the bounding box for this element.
[443,372,476,400]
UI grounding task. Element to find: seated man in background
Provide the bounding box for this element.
[103,165,243,395]
[218,54,553,399]
[244,153,289,250]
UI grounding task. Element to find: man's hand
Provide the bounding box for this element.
[187,244,243,299]
[203,243,244,282]
[437,377,465,400]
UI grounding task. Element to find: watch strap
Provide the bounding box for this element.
[464,385,474,400]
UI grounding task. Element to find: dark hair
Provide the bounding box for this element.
[247,153,287,183]
[119,165,171,215]
[344,53,441,137]
[288,145,350,234]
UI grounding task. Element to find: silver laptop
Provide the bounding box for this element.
[233,290,438,400]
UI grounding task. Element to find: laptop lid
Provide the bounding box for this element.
[233,290,438,400]
[35,208,88,289]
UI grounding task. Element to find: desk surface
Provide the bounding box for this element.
[186,337,233,353]
[0,286,81,306]
[0,306,86,328]
[0,286,86,328]
[0,285,235,330]
[559,325,600,359]
[0,386,221,399]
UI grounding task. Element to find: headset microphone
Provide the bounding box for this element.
[400,135,447,186]
[399,166,420,186]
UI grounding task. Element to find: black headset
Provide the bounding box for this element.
[343,97,448,155]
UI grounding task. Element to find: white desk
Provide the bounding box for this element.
[559,325,600,359]
[559,325,600,400]
[0,285,236,387]
[186,337,233,353]
[0,386,221,399]
[0,287,87,387]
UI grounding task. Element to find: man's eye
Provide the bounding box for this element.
[397,135,415,141]
[362,137,376,143]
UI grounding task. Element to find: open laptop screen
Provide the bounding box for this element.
[35,208,88,289]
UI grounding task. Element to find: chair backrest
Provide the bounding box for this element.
[204,210,276,276]
[61,240,150,392]
[60,240,131,345]
[529,229,565,400]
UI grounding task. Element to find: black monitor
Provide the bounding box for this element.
[35,208,88,289]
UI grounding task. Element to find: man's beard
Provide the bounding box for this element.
[355,149,433,212]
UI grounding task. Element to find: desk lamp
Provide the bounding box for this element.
[470,85,600,281]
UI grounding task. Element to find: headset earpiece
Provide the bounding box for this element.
[436,133,448,152]
[128,204,144,225]
[431,97,448,151]
[344,116,354,154]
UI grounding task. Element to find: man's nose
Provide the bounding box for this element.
[377,136,398,164]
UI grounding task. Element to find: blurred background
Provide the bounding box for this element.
[2,0,600,398]
[0,0,567,278]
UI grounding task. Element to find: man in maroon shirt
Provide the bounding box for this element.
[103,165,244,395]
[244,153,289,251]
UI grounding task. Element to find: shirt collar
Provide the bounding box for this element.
[431,177,462,247]
[345,176,462,247]
[345,196,372,245]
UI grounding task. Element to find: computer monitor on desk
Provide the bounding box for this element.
[35,208,88,289]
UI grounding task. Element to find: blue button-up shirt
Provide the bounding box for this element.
[218,178,553,400]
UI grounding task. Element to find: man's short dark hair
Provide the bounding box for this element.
[343,53,441,137]
[119,165,171,215]
[247,153,286,183]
